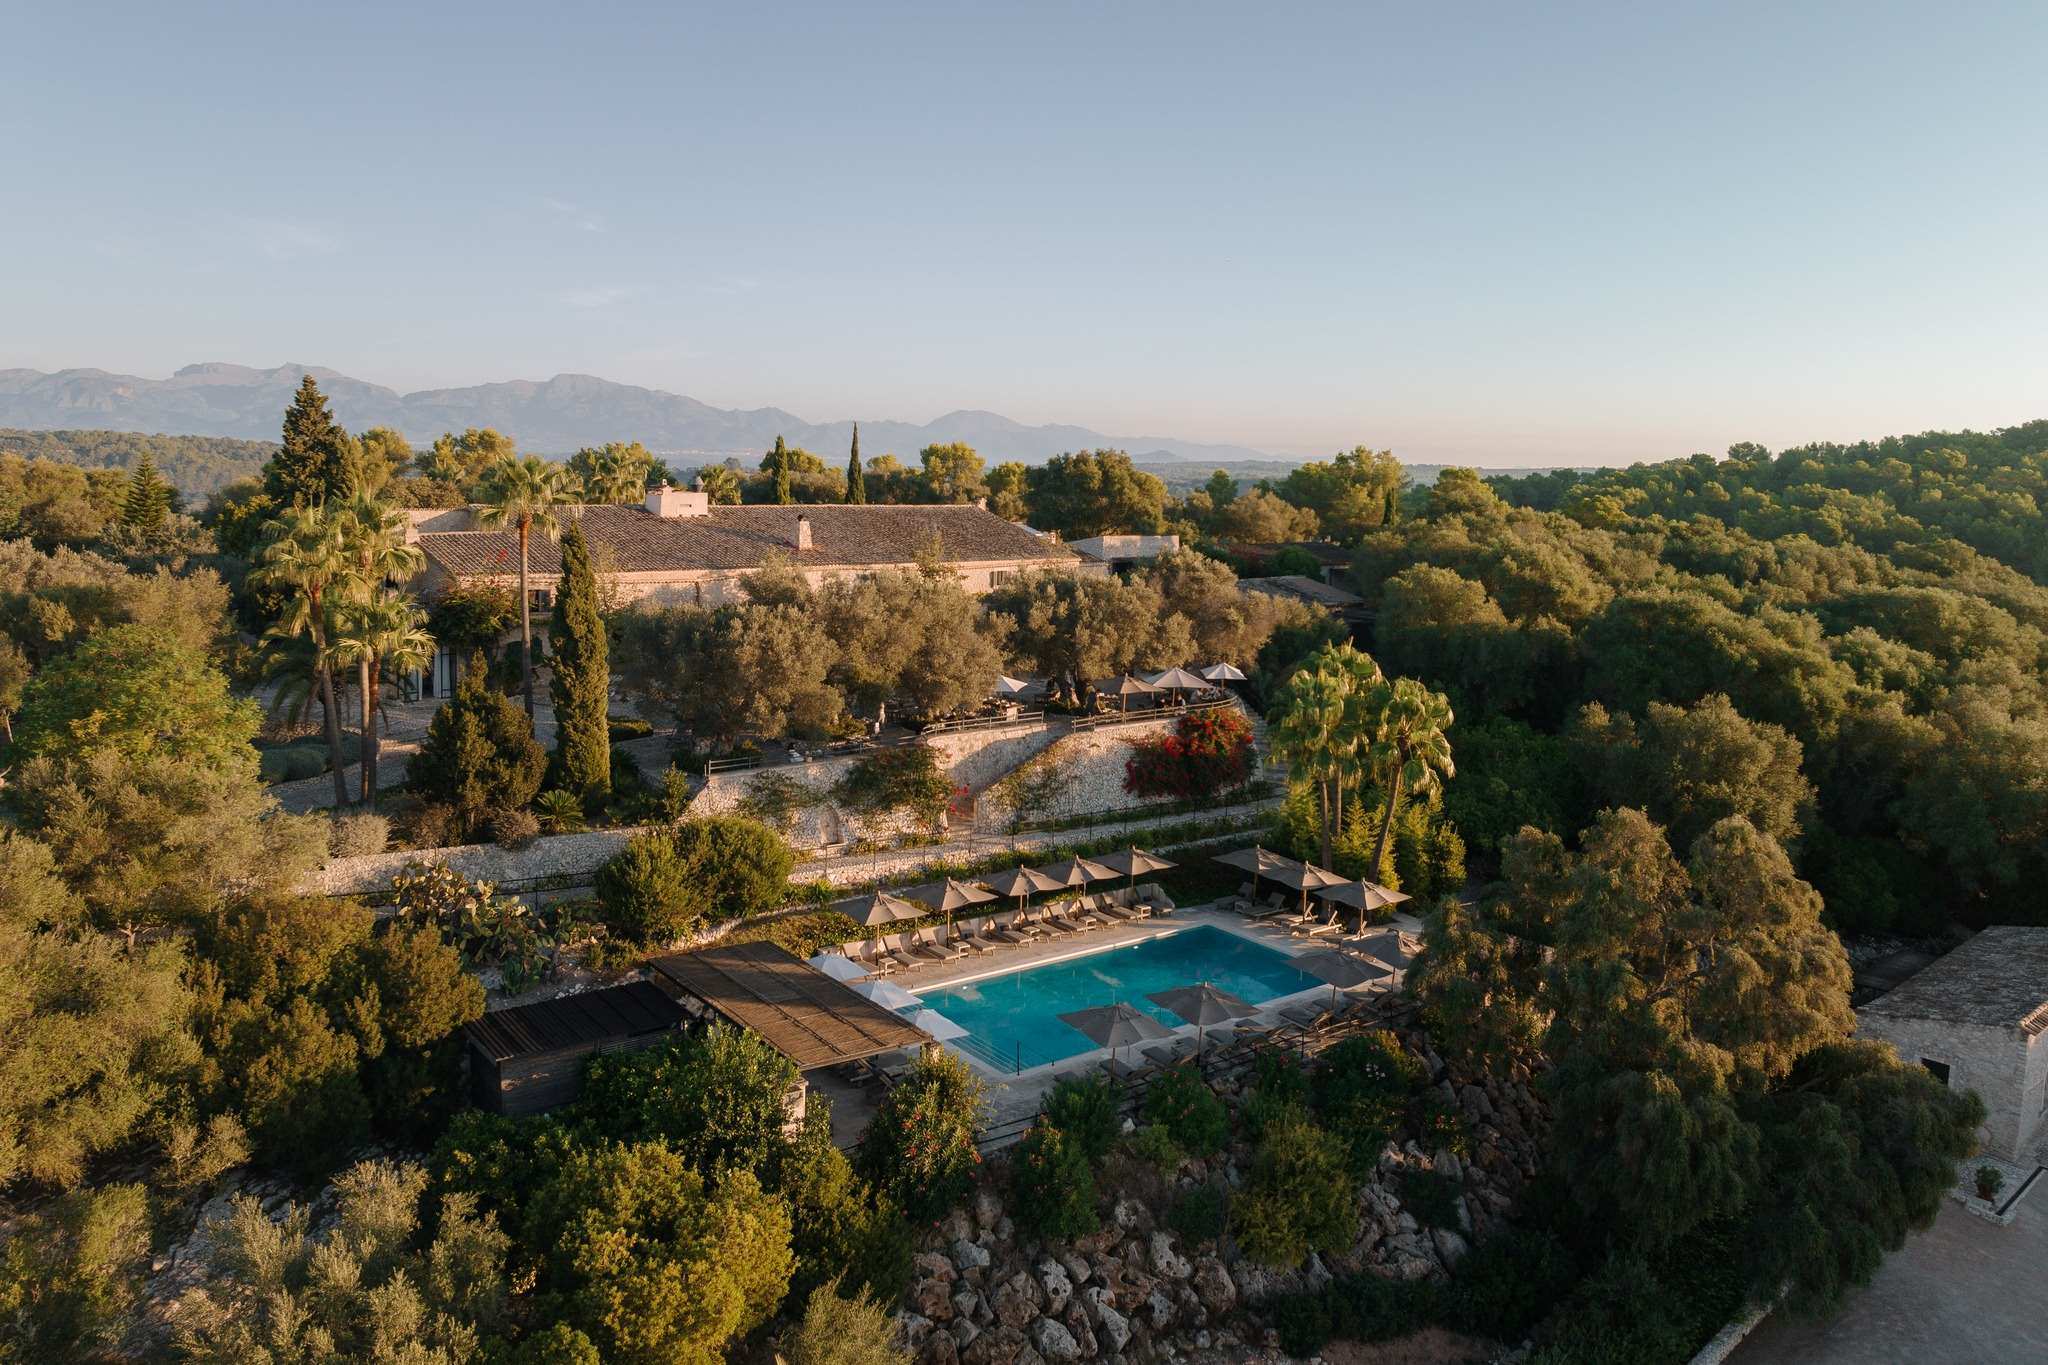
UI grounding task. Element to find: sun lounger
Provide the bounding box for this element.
[1095,902,1144,923]
[962,930,1004,954]
[1035,911,1085,935]
[1103,1057,1145,1083]
[1279,1002,1327,1028]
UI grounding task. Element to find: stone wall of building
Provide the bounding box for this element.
[1855,1013,2047,1160]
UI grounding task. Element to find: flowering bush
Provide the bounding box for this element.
[1123,707,1255,801]
[856,1050,987,1223]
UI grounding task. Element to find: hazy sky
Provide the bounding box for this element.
[4,1,2045,465]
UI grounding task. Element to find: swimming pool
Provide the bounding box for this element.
[914,924,1321,1073]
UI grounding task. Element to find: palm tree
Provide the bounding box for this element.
[1267,657,1351,868]
[336,494,425,798]
[582,444,650,504]
[476,454,581,716]
[1366,677,1456,879]
[697,464,741,505]
[252,505,352,807]
[333,593,436,805]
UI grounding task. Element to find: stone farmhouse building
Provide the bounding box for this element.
[1856,925,2048,1161]
[404,485,1092,696]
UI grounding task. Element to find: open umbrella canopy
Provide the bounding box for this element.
[1348,931,1419,973]
[1058,1002,1175,1051]
[845,891,928,929]
[902,878,998,915]
[1096,847,1177,881]
[995,675,1042,698]
[806,952,869,983]
[905,1008,969,1042]
[852,979,921,1010]
[1199,661,1248,682]
[983,865,1065,900]
[1316,880,1412,912]
[1147,666,1211,691]
[1147,983,1258,1027]
[1098,673,1163,698]
[1035,855,1120,888]
[1211,845,1297,877]
[1295,949,1395,992]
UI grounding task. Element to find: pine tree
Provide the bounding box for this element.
[770,435,793,505]
[548,525,612,804]
[120,454,172,536]
[266,374,359,507]
[845,424,865,504]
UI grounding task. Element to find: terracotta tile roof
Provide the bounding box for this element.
[418,503,1074,580]
[1861,926,2048,1035]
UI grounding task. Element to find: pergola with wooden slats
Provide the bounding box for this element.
[648,941,932,1071]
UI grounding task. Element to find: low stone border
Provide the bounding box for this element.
[1688,1302,1774,1365]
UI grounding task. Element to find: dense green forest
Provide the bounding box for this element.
[0,428,273,495]
[1341,422,2048,934]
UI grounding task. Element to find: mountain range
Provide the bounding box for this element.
[0,363,1280,465]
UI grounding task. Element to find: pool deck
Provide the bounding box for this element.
[872,903,1422,1128]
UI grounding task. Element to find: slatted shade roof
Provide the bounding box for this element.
[465,981,685,1063]
[648,941,931,1070]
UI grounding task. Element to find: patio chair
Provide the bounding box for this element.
[855,944,898,976]
[1265,891,1290,911]
[961,926,1005,954]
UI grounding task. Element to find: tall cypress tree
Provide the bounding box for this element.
[120,454,172,536]
[266,374,359,506]
[846,423,865,504]
[547,524,612,803]
[769,435,793,505]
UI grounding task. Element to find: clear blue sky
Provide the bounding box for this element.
[4,1,2044,465]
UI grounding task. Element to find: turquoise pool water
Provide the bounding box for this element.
[914,924,1320,1072]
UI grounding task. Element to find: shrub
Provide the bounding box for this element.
[1443,1226,1578,1340]
[534,788,587,833]
[1041,1074,1121,1162]
[1012,1121,1100,1240]
[1528,1253,1698,1365]
[1414,1088,1471,1157]
[1123,706,1256,801]
[594,829,693,943]
[577,1024,800,1173]
[857,1050,987,1223]
[1243,1052,1311,1140]
[776,1107,915,1303]
[1976,1165,2005,1201]
[669,815,794,921]
[1313,1029,1427,1171]
[1141,1065,1229,1156]
[488,805,540,849]
[784,1277,910,1365]
[400,801,466,849]
[1124,1123,1184,1173]
[1398,1168,1466,1231]
[607,715,655,741]
[406,651,546,838]
[1269,1273,1438,1356]
[327,810,389,858]
[657,763,694,820]
[1232,1114,1357,1269]
[1165,1183,1227,1246]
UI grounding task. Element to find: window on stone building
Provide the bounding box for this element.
[1921,1058,1951,1085]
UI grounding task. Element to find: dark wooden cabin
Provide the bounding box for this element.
[464,981,684,1116]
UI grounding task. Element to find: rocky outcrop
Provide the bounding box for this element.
[896,1025,1551,1363]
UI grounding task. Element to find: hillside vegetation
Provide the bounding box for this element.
[0,427,272,495]
[1342,422,2048,934]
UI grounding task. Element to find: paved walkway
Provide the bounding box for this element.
[1731,1196,2048,1364]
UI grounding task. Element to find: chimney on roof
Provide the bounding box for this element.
[644,483,710,518]
[792,513,813,552]
[974,496,988,510]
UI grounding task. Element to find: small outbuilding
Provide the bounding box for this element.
[464,981,686,1117]
[1856,926,2048,1161]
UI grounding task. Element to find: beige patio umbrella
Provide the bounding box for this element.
[1034,855,1120,889]
[843,890,929,953]
[1211,844,1296,904]
[1146,665,1211,695]
[1096,673,1162,712]
[902,877,998,931]
[1096,846,1178,892]
[1316,878,1412,931]
[983,864,1065,913]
